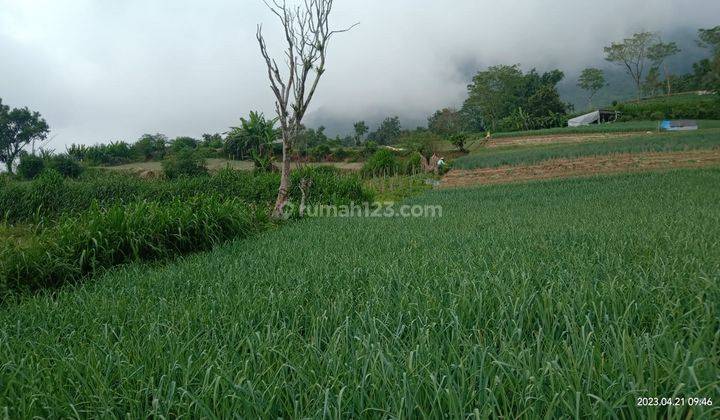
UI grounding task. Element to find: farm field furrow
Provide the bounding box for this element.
[443,149,720,188]
[453,129,720,170]
[1,168,719,418]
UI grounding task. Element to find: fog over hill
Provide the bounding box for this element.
[1,0,718,145]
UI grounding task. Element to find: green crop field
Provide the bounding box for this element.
[486,120,720,139]
[455,129,720,170]
[1,168,718,418]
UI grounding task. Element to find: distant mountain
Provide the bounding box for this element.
[559,27,714,111]
[308,26,715,136]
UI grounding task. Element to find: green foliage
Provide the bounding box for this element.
[0,170,717,417]
[604,31,658,99]
[250,150,275,173]
[352,121,369,145]
[363,173,431,201]
[363,140,378,156]
[224,112,278,160]
[0,195,267,297]
[0,98,50,174]
[428,108,462,137]
[161,150,208,179]
[68,141,136,166]
[170,136,198,152]
[698,25,720,54]
[454,129,720,170]
[201,133,224,149]
[0,166,372,223]
[46,154,84,178]
[614,94,720,120]
[309,143,331,161]
[643,67,664,97]
[361,149,400,178]
[16,153,45,180]
[367,116,401,144]
[449,133,468,152]
[133,133,168,161]
[577,68,606,109]
[331,147,349,161]
[460,65,568,132]
[290,166,373,206]
[403,152,423,175]
[398,131,441,158]
[491,120,720,139]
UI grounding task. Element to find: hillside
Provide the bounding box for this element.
[1,169,718,417]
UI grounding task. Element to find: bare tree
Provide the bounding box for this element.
[256,0,356,218]
[604,31,656,101]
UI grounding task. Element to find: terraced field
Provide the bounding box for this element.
[1,168,719,418]
[454,129,720,170]
[443,149,720,187]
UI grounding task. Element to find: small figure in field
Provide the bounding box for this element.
[420,153,440,174]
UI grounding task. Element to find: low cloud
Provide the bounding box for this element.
[1,0,718,146]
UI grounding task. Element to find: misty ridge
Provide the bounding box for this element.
[1,0,719,145]
[311,26,716,136]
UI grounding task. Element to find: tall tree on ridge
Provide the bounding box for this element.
[577,68,606,109]
[604,31,656,101]
[648,40,681,95]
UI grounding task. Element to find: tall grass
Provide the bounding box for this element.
[455,129,720,169]
[0,168,718,417]
[0,166,372,223]
[0,195,267,297]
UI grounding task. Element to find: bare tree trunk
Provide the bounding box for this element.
[664,63,671,95]
[256,0,356,219]
[273,137,293,218]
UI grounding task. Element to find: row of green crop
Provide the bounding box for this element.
[0,196,267,298]
[454,129,720,170]
[1,169,718,417]
[0,166,373,223]
[0,166,373,297]
[614,94,720,120]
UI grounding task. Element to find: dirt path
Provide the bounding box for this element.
[441,149,720,188]
[484,132,656,149]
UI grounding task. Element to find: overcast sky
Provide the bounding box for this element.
[1,0,718,149]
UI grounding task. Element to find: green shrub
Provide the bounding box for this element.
[0,195,268,297]
[363,141,378,156]
[332,147,349,161]
[290,166,373,206]
[403,153,422,175]
[70,141,136,165]
[0,166,372,223]
[162,150,208,179]
[16,154,45,180]
[650,111,665,120]
[309,144,331,161]
[361,149,400,178]
[47,155,84,178]
[613,94,720,120]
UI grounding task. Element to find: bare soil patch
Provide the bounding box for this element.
[441,149,720,188]
[485,132,657,148]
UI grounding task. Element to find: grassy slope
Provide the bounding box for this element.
[1,168,719,418]
[454,129,720,170]
[490,119,720,139]
[105,159,364,173]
